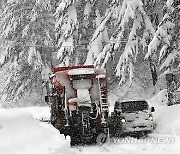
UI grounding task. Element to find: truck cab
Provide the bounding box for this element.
[111,100,155,137]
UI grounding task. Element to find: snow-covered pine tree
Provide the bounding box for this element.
[54,0,108,66]
[0,0,55,102]
[145,0,180,102]
[91,0,155,87]
[0,0,7,14]
[146,0,180,72]
[54,0,77,66]
[85,9,109,65]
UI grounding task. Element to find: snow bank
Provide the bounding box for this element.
[147,89,180,136]
[0,108,74,154]
[15,106,51,121]
[147,89,168,106]
[153,104,180,137]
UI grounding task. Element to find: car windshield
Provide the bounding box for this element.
[121,101,148,113]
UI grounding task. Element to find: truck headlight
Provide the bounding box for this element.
[121,118,126,123]
[148,115,153,121]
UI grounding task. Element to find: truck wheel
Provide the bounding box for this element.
[70,135,81,146]
[142,131,152,137]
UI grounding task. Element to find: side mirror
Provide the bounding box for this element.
[45,96,49,103]
[114,101,120,110]
[151,107,155,112]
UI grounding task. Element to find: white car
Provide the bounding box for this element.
[111,100,156,137]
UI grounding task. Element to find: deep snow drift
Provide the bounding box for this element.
[0,107,74,154]
[0,89,180,154]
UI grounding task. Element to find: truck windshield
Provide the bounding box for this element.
[121,101,148,113]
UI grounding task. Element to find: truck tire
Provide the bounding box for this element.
[70,135,81,146]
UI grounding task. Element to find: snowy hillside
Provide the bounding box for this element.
[0,89,180,154]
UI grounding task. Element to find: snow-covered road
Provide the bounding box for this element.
[1,103,180,154]
[69,133,179,154]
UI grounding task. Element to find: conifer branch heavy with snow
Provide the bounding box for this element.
[91,0,155,87]
[0,0,54,101]
[146,0,180,72]
[0,0,171,103]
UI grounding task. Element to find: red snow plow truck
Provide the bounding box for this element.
[45,65,109,146]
